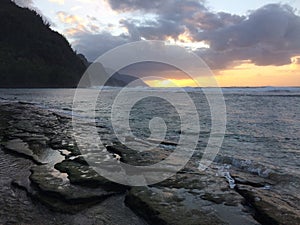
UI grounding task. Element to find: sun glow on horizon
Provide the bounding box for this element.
[214,57,300,87]
[145,78,199,87]
[27,0,300,87]
[144,56,300,87]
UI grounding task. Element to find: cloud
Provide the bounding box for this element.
[12,0,300,72]
[49,0,64,4]
[12,0,34,8]
[120,20,141,41]
[72,32,130,61]
[119,62,190,79]
[137,19,185,40]
[293,57,300,64]
[56,11,84,24]
[87,15,98,21]
[102,0,247,48]
[106,0,210,39]
[75,0,96,3]
[196,4,300,69]
[105,0,164,12]
[55,11,92,37]
[104,0,243,37]
[64,25,88,36]
[67,1,300,72]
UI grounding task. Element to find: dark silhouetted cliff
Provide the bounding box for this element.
[0,0,86,88]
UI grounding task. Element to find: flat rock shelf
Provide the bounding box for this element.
[0,102,299,225]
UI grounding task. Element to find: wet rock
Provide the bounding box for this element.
[49,135,81,155]
[125,186,258,225]
[4,139,44,164]
[236,184,300,225]
[59,149,72,157]
[4,138,64,165]
[28,165,120,213]
[4,138,34,156]
[155,170,244,206]
[55,159,128,191]
[231,170,275,188]
[126,186,222,225]
[0,102,147,223]
[107,144,262,224]
[2,102,299,225]
[0,134,144,224]
[213,155,275,178]
[123,164,259,225]
[147,138,177,146]
[106,144,171,166]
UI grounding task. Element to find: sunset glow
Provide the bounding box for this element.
[143,56,300,87]
[17,0,300,87]
[215,57,300,87]
[145,78,199,88]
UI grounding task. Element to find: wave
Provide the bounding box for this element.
[221,86,300,94]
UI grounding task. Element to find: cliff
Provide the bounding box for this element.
[0,0,86,88]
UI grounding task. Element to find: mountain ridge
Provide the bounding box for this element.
[0,0,86,88]
[0,0,148,88]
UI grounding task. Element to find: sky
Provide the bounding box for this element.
[13,0,300,87]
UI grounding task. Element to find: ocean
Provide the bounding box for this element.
[0,87,299,178]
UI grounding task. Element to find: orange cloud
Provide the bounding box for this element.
[56,11,92,37]
[56,12,84,24]
[65,24,88,36]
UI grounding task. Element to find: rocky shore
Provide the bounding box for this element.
[0,102,299,225]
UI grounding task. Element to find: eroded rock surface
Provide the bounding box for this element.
[0,103,146,224]
[125,169,259,225]
[1,102,300,225]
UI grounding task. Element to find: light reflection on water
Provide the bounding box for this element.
[0,87,299,175]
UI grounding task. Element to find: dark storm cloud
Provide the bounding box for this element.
[72,32,131,61]
[105,0,243,35]
[106,0,212,39]
[187,11,245,32]
[90,0,249,64]
[196,4,300,69]
[119,62,185,79]
[197,46,293,70]
[197,4,300,50]
[72,1,300,71]
[105,0,165,12]
[137,19,185,40]
[120,20,141,41]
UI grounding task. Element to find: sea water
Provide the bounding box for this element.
[0,87,299,177]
